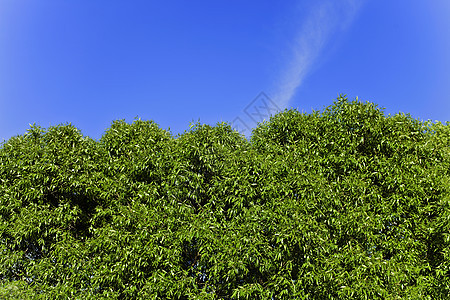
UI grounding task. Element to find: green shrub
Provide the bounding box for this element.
[1,96,449,299]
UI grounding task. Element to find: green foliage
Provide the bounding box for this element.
[1,97,449,299]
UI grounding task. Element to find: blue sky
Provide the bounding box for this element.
[1,0,449,141]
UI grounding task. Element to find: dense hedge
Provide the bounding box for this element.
[1,96,449,299]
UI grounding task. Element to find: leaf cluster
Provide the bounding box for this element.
[1,96,449,299]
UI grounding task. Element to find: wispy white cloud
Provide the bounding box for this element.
[273,0,364,109]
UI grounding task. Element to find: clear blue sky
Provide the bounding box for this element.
[1,0,449,141]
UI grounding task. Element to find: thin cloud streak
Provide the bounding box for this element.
[273,0,364,109]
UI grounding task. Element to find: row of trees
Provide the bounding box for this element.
[1,96,449,298]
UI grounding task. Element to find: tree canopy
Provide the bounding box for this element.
[1,96,449,299]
